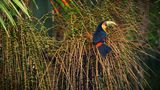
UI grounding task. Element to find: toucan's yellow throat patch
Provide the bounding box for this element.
[101,23,107,33]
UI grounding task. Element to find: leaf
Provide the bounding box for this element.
[0,2,16,26]
[0,16,10,37]
[32,0,39,9]
[155,0,160,3]
[13,0,30,18]
[8,1,22,18]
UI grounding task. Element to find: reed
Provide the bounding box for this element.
[0,18,51,89]
[0,0,150,90]
[46,0,149,89]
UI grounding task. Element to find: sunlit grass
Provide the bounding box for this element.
[45,0,150,90]
[0,0,151,90]
[0,18,51,89]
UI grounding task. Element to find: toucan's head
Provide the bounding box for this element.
[101,21,117,33]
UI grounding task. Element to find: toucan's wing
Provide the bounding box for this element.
[93,31,107,44]
[98,43,111,58]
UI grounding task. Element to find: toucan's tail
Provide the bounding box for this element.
[97,43,111,58]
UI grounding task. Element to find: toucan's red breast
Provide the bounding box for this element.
[96,42,103,48]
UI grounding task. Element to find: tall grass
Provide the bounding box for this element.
[46,0,149,90]
[0,0,150,90]
[0,18,51,89]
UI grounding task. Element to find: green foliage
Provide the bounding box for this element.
[0,18,52,89]
[0,0,52,89]
[0,0,154,89]
[0,17,9,37]
[51,0,148,89]
[145,1,160,89]
[0,0,30,37]
[12,0,30,18]
[0,1,16,26]
[148,1,160,48]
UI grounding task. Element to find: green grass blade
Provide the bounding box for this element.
[8,1,22,18]
[13,0,30,18]
[0,2,16,26]
[0,16,10,37]
[32,0,39,9]
[155,0,160,3]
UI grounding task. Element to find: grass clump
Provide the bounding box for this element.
[0,18,51,90]
[46,0,150,90]
[0,0,151,90]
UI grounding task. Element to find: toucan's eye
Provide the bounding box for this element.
[107,25,113,29]
[104,23,106,26]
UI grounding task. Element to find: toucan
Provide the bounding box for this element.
[93,21,117,58]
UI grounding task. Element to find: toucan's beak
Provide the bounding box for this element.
[102,21,117,32]
[105,21,117,26]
